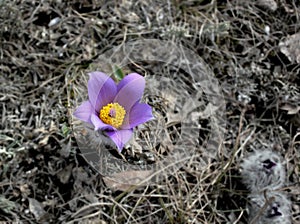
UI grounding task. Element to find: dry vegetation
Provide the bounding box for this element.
[0,0,299,223]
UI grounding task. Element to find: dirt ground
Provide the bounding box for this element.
[0,0,299,223]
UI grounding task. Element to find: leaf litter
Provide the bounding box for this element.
[0,0,299,223]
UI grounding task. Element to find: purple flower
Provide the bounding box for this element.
[74,71,154,151]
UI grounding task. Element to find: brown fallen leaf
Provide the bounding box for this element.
[256,0,278,11]
[280,104,300,115]
[28,198,48,222]
[57,164,73,184]
[280,103,300,127]
[279,33,300,64]
[103,170,153,191]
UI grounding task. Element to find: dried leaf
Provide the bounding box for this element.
[28,198,47,222]
[38,135,49,146]
[57,164,73,184]
[103,170,153,191]
[279,33,300,64]
[280,104,300,115]
[256,0,278,11]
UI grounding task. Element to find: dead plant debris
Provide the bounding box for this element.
[0,0,299,223]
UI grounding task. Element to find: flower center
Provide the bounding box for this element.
[99,103,126,128]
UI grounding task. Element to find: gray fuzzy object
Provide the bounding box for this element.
[248,191,291,224]
[240,150,286,192]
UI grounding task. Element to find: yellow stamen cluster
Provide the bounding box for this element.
[99,103,126,128]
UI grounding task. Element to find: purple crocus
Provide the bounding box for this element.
[73,71,154,151]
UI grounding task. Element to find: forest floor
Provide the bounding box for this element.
[0,0,299,223]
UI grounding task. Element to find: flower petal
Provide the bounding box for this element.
[114,73,145,111]
[88,71,117,112]
[121,103,154,129]
[105,129,133,152]
[91,113,115,131]
[73,101,94,124]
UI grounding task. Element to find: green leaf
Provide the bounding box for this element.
[112,65,125,82]
[61,123,70,137]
